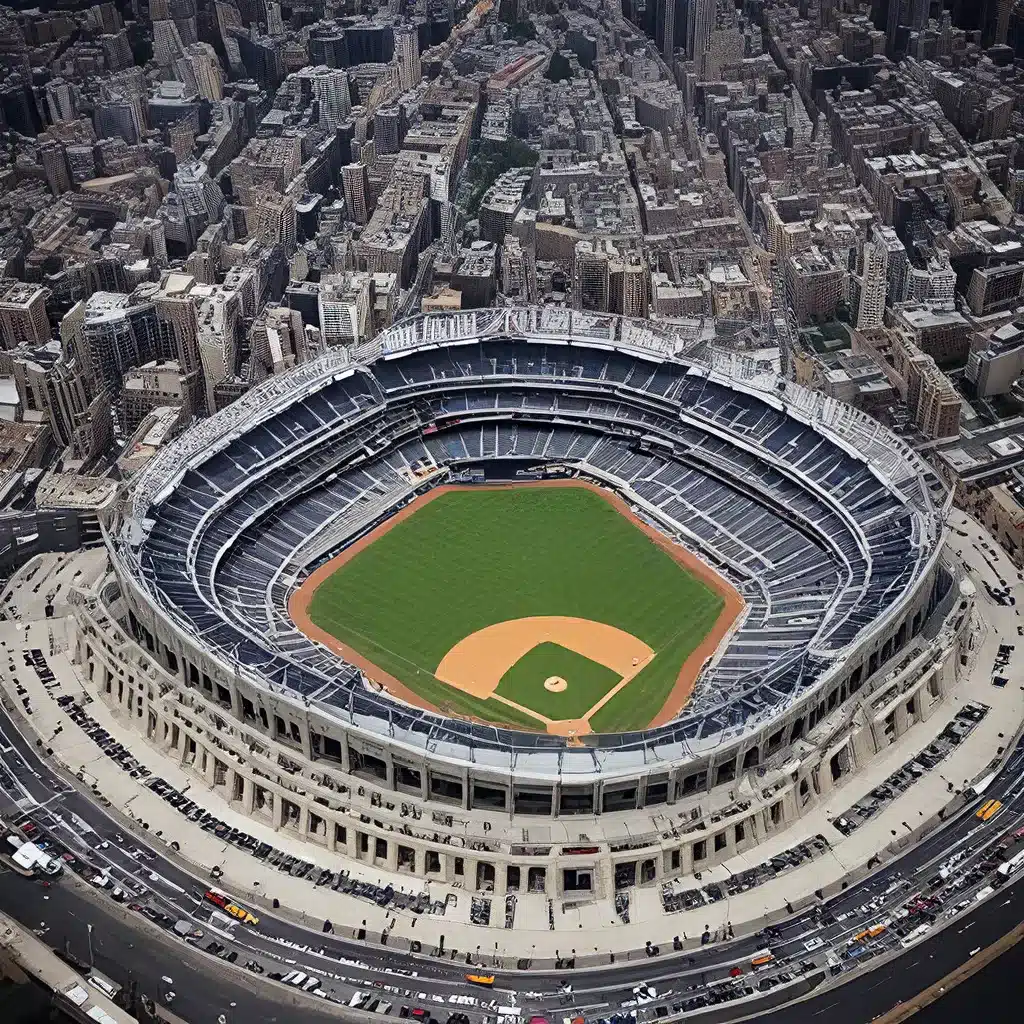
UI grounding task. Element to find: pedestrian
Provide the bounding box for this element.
[727,921,734,940]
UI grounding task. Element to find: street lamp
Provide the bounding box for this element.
[86,923,94,967]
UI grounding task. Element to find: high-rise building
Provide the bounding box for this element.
[40,143,73,197]
[0,281,50,348]
[318,271,373,346]
[164,0,199,44]
[342,162,371,225]
[94,97,143,144]
[214,0,244,72]
[177,43,224,101]
[702,0,743,78]
[112,217,169,266]
[371,272,399,335]
[655,0,676,60]
[86,2,122,34]
[251,304,308,375]
[452,242,498,309]
[77,292,159,394]
[194,287,241,413]
[966,325,1024,397]
[909,0,930,29]
[981,0,1013,46]
[248,189,297,250]
[235,32,284,91]
[355,172,429,286]
[610,248,649,318]
[173,160,226,232]
[394,25,421,92]
[45,79,79,123]
[48,356,111,461]
[966,263,1024,317]
[687,0,714,70]
[500,237,537,304]
[66,144,97,183]
[9,345,54,419]
[100,30,134,70]
[572,239,611,312]
[1,80,43,137]
[374,106,405,155]
[906,254,956,303]
[119,359,197,434]
[784,248,844,325]
[153,19,186,66]
[855,239,888,330]
[303,65,351,130]
[148,274,202,382]
[907,353,962,439]
[264,0,284,35]
[169,117,197,162]
[229,136,302,205]
[874,225,909,305]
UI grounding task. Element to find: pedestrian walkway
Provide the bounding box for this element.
[2,511,1023,962]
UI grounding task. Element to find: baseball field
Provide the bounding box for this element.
[292,482,742,735]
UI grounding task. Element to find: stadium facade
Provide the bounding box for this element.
[69,308,975,899]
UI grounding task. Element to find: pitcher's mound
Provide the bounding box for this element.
[544,676,568,692]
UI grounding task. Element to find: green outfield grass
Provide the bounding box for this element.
[306,486,724,732]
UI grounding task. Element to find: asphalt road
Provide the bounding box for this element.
[2,839,1021,1024]
[0,867,341,1024]
[910,936,1023,1023]
[758,874,1022,1023]
[0,695,809,995]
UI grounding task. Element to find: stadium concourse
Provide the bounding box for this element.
[4,307,1013,958]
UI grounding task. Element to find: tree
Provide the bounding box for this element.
[464,139,539,217]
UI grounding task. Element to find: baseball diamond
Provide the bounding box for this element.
[291,483,740,735]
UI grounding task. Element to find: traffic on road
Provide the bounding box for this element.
[4,694,1024,1024]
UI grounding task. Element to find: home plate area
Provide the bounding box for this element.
[434,625,656,737]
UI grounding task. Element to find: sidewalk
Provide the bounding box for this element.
[1,512,1023,961]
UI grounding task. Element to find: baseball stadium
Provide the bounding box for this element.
[77,308,973,894]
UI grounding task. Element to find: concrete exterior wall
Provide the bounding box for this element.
[67,554,973,900]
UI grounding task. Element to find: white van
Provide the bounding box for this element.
[87,971,122,1000]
